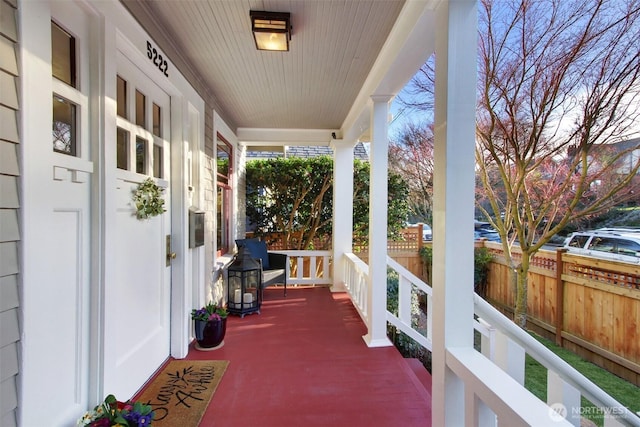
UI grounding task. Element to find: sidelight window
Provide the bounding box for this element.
[51,21,78,156]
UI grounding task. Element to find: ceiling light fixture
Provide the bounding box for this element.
[250,10,291,51]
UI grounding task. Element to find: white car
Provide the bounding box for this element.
[422,224,432,241]
[407,223,432,241]
[563,228,640,264]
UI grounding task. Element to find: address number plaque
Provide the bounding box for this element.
[146,41,169,77]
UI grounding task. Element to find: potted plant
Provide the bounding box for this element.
[77,394,154,426]
[191,302,228,350]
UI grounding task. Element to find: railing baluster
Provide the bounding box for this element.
[605,415,629,427]
[323,255,329,279]
[296,255,304,282]
[466,387,497,427]
[309,256,317,281]
[547,370,581,427]
[398,275,411,326]
[426,292,433,342]
[477,318,496,361]
[495,330,525,385]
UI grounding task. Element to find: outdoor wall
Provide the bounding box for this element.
[0,0,20,425]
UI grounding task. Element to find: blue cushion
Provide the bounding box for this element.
[243,239,270,269]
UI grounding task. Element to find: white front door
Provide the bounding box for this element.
[20,3,96,425]
[105,52,172,397]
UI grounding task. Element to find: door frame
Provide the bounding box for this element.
[96,3,206,399]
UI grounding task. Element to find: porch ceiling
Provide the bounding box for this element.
[121,0,437,146]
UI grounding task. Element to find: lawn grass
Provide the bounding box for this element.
[524,332,640,426]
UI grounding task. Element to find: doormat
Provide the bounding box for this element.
[136,360,229,427]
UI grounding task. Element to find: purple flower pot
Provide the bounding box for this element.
[194,317,227,350]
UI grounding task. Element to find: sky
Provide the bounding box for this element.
[388,91,431,139]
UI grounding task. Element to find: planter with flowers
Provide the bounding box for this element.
[77,394,154,426]
[191,302,228,350]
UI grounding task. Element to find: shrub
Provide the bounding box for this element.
[386,269,432,371]
[419,245,493,292]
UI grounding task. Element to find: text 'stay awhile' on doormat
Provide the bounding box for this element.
[136,359,229,426]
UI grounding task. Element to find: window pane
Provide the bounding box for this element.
[217,159,228,185]
[618,240,640,256]
[51,21,76,87]
[136,90,146,128]
[153,144,163,178]
[217,136,232,181]
[217,186,229,250]
[136,137,148,174]
[52,95,77,156]
[153,103,161,137]
[117,76,127,118]
[568,235,589,248]
[589,238,616,253]
[117,127,129,170]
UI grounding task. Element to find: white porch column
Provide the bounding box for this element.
[364,95,393,348]
[331,139,355,292]
[431,0,478,426]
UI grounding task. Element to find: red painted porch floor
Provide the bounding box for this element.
[183,286,432,427]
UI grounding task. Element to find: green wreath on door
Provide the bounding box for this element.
[133,178,166,220]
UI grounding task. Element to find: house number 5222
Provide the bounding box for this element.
[147,41,169,77]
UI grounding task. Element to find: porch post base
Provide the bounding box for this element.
[330,281,347,292]
[362,334,392,348]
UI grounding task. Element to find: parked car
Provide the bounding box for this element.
[474,220,501,242]
[475,228,501,242]
[563,228,640,264]
[545,234,567,247]
[422,224,432,241]
[406,223,432,241]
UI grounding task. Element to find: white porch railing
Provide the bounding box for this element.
[343,253,369,323]
[273,250,333,286]
[385,256,432,351]
[473,295,640,426]
[342,252,640,427]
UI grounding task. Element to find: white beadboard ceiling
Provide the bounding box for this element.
[121,0,437,144]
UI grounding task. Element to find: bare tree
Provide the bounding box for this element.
[401,0,640,327]
[390,122,435,223]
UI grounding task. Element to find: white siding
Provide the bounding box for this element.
[0,1,19,425]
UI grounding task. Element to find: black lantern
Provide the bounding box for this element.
[227,247,262,317]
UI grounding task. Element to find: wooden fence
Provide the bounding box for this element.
[483,241,640,385]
